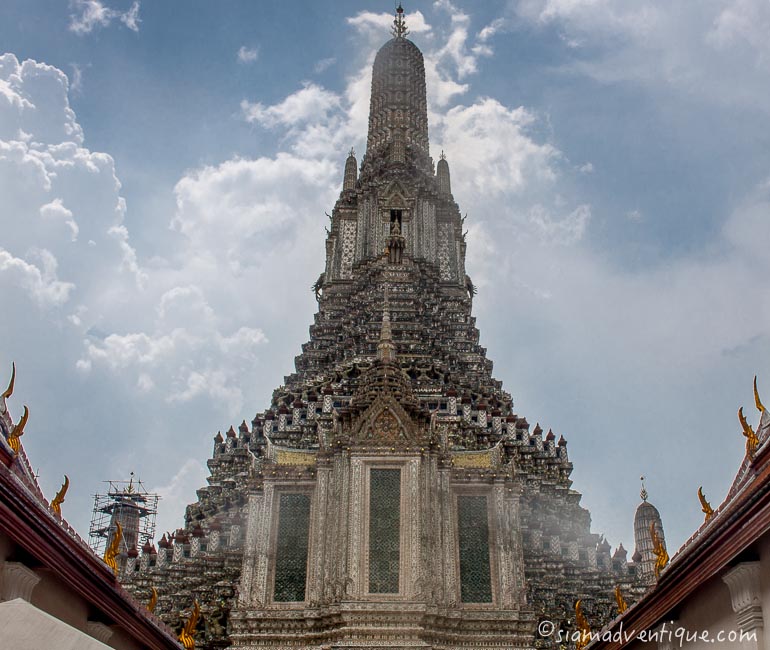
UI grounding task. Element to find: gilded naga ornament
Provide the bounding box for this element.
[50,475,69,517]
[614,585,628,614]
[574,599,591,650]
[179,600,200,650]
[697,486,714,522]
[147,587,158,613]
[650,521,669,578]
[738,406,759,459]
[103,522,123,574]
[1,362,14,400]
[7,405,29,454]
[755,376,766,413]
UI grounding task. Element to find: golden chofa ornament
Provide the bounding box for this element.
[103,522,123,574]
[614,585,628,614]
[574,599,591,650]
[738,406,759,459]
[179,599,200,650]
[7,405,29,454]
[698,486,714,522]
[1,362,15,400]
[755,376,766,413]
[650,521,669,578]
[50,475,69,517]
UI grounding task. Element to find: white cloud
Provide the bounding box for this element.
[69,63,84,95]
[513,0,770,112]
[69,0,141,35]
[120,1,140,31]
[241,82,341,128]
[40,198,79,241]
[150,459,208,539]
[347,9,432,36]
[435,99,559,196]
[0,247,75,306]
[237,46,259,64]
[478,17,505,41]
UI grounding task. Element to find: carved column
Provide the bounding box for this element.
[439,467,457,606]
[238,488,269,607]
[494,483,520,609]
[723,562,764,650]
[348,456,364,597]
[308,465,330,605]
[1,561,41,601]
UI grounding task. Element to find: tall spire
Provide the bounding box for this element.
[366,6,429,158]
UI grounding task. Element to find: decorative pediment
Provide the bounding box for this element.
[352,395,425,446]
[382,181,408,208]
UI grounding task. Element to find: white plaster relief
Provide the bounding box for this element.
[1,561,41,601]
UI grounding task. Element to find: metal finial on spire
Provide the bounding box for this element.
[348,147,355,158]
[439,150,446,160]
[640,475,648,502]
[392,3,409,38]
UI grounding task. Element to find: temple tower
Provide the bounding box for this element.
[633,482,667,585]
[123,7,649,648]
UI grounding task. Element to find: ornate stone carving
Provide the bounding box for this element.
[1,561,41,601]
[723,562,764,632]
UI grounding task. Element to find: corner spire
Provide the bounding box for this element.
[392,4,409,38]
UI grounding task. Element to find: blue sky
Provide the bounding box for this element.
[1,0,769,557]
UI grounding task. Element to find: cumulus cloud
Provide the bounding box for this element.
[0,248,75,306]
[69,0,141,35]
[241,82,341,129]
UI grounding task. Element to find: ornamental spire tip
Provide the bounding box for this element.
[392,3,409,38]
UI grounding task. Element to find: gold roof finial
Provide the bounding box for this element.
[639,475,648,502]
[697,486,714,522]
[614,585,628,614]
[392,3,409,38]
[574,599,591,650]
[179,600,200,650]
[50,475,69,517]
[7,405,29,454]
[103,521,123,574]
[1,362,15,400]
[147,587,158,613]
[755,376,766,413]
[739,406,759,459]
[650,521,669,578]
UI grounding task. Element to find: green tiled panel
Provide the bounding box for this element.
[368,468,401,593]
[273,493,311,602]
[458,495,492,603]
